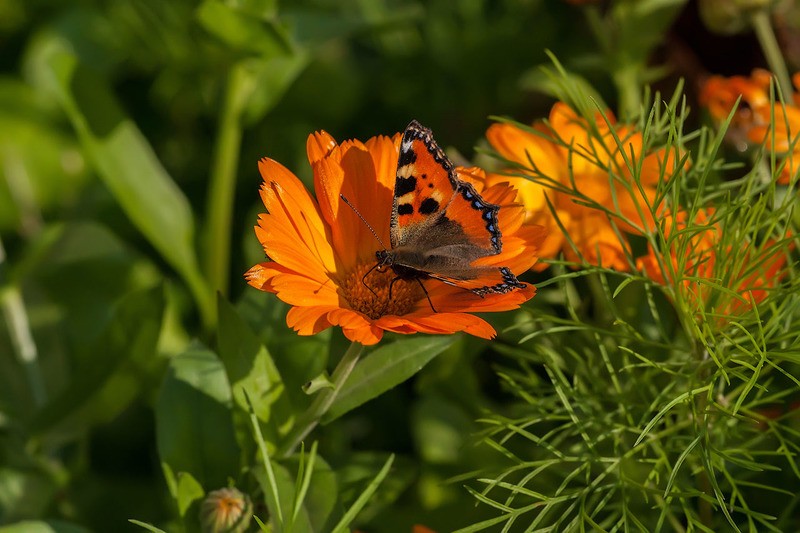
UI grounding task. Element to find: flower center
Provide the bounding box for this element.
[339,261,423,319]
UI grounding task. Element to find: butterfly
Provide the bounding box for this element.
[369,120,525,306]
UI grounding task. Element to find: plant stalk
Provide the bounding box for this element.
[693,342,714,529]
[278,341,365,457]
[205,65,251,299]
[0,237,46,406]
[751,9,792,97]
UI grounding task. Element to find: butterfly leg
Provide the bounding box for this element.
[360,261,382,300]
[379,275,401,316]
[415,278,438,313]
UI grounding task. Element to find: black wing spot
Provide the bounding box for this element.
[395,176,417,197]
[419,197,439,215]
[397,147,417,167]
[397,203,413,215]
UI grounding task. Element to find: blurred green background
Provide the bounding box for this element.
[1,0,793,531]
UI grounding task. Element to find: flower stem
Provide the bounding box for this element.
[278,341,365,458]
[205,65,250,299]
[751,9,792,97]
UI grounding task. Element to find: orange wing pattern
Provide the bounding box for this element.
[391,120,501,253]
[382,120,525,297]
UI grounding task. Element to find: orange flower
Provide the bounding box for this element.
[637,209,789,316]
[245,130,545,346]
[699,69,800,184]
[485,102,680,271]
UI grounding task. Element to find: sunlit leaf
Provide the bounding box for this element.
[323,336,455,423]
[27,284,165,435]
[217,294,293,438]
[0,522,90,533]
[156,342,240,489]
[31,38,212,325]
[176,472,205,518]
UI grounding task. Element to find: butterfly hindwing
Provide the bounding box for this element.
[384,120,525,296]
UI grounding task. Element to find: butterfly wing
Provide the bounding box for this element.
[390,120,525,295]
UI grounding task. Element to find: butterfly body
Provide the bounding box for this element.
[374,120,526,299]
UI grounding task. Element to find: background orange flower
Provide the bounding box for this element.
[485,102,682,271]
[246,130,545,345]
[699,69,800,184]
[637,209,790,317]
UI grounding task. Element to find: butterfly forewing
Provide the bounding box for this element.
[392,121,501,253]
[384,120,525,297]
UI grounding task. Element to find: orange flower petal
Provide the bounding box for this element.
[307,130,338,165]
[248,125,541,344]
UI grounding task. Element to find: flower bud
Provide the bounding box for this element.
[199,487,253,533]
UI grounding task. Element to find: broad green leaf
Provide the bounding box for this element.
[0,78,88,231]
[0,522,90,533]
[0,467,57,523]
[238,54,310,126]
[176,472,205,517]
[196,0,291,55]
[156,342,240,489]
[32,38,212,325]
[411,394,472,465]
[217,295,293,438]
[27,284,165,435]
[323,336,455,423]
[519,65,607,111]
[615,0,687,64]
[236,289,329,409]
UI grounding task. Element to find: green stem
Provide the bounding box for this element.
[205,65,251,299]
[692,342,714,529]
[183,265,216,331]
[278,342,365,458]
[751,9,792,97]
[613,65,642,120]
[0,238,46,407]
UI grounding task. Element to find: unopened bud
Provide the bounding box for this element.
[199,487,253,533]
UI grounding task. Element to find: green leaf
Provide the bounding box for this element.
[238,54,310,125]
[176,472,205,518]
[0,468,57,524]
[331,454,394,533]
[284,451,339,532]
[323,336,455,423]
[27,284,165,435]
[128,520,168,533]
[217,294,293,438]
[337,453,415,523]
[252,462,303,533]
[519,63,607,111]
[0,79,88,232]
[252,450,340,533]
[196,0,291,55]
[236,289,329,410]
[156,342,241,489]
[32,39,212,326]
[0,522,91,533]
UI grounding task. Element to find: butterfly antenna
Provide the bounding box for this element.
[340,194,387,249]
